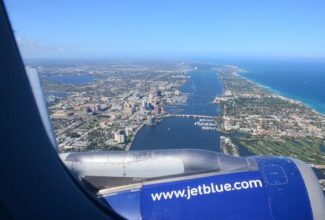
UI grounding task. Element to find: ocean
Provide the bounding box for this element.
[236,58,325,114]
[131,58,325,152]
[130,58,325,179]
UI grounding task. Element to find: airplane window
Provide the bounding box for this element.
[4,0,325,219]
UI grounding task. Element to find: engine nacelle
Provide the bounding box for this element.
[60,150,325,220]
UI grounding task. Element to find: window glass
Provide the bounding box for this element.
[5,0,325,194]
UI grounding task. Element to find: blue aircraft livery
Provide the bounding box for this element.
[103,157,313,220]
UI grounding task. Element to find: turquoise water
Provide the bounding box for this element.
[236,59,325,114]
[130,58,325,179]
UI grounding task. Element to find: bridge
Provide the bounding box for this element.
[163,114,216,119]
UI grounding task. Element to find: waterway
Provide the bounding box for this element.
[131,65,223,152]
[41,74,96,100]
[42,74,96,85]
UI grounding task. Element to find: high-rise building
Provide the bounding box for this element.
[114,130,126,144]
[123,102,135,116]
[125,127,132,136]
[147,116,156,126]
[148,93,153,103]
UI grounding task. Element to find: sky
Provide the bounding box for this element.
[4,0,325,59]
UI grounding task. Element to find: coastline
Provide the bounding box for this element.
[217,65,325,166]
[125,123,145,151]
[128,64,325,159]
[237,71,325,117]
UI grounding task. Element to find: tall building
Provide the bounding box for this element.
[123,102,135,116]
[125,127,132,136]
[114,130,126,144]
[148,93,153,103]
[147,116,156,126]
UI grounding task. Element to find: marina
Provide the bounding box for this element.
[131,66,222,152]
